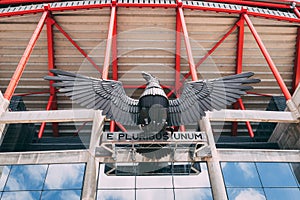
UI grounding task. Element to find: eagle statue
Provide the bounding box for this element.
[45,70,260,132]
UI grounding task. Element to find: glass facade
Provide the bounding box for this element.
[0,163,85,200]
[97,162,213,200]
[221,162,300,200]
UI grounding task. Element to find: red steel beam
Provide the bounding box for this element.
[104,1,117,132]
[46,14,59,137]
[206,0,292,9]
[52,20,102,73]
[4,10,48,101]
[244,13,292,100]
[175,8,182,95]
[38,94,54,139]
[102,1,117,80]
[177,0,198,81]
[1,2,300,24]
[112,4,118,81]
[293,6,300,18]
[183,20,239,81]
[293,27,300,92]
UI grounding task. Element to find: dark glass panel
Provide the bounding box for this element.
[97,190,135,200]
[174,188,213,200]
[44,163,85,190]
[41,190,81,200]
[4,165,47,191]
[221,162,261,187]
[256,163,299,187]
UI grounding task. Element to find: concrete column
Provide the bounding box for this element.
[0,91,9,143]
[200,117,228,200]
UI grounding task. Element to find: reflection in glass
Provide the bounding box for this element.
[174,188,213,200]
[174,163,210,188]
[4,165,47,191]
[136,176,172,189]
[41,190,81,200]
[221,162,261,187]
[44,163,85,190]
[1,191,41,200]
[227,188,266,200]
[97,190,135,200]
[136,189,174,200]
[0,166,11,191]
[256,163,299,187]
[290,163,300,186]
[264,188,300,200]
[98,164,135,189]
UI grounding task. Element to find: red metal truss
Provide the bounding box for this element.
[4,9,49,101]
[243,13,292,101]
[52,19,101,73]
[293,27,300,92]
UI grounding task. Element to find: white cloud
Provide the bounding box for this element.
[235,188,266,200]
[238,163,255,178]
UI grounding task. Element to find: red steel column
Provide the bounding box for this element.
[177,0,198,81]
[175,9,182,95]
[103,0,117,132]
[293,27,300,92]
[244,13,292,100]
[4,9,48,100]
[38,14,59,139]
[102,0,117,80]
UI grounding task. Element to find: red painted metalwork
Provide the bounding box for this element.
[112,5,118,81]
[293,27,300,92]
[237,98,254,138]
[206,0,292,9]
[177,0,198,81]
[1,1,300,23]
[0,0,60,5]
[244,13,292,100]
[102,1,117,80]
[38,94,54,139]
[293,6,300,18]
[52,20,102,73]
[175,8,182,95]
[47,14,59,137]
[4,10,48,101]
[183,21,239,81]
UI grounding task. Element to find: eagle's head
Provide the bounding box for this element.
[142,72,160,86]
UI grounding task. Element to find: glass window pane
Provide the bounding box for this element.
[97,190,135,200]
[174,163,210,188]
[136,176,173,189]
[41,190,81,200]
[174,188,213,200]
[1,191,41,200]
[256,163,299,187]
[98,164,135,189]
[136,189,174,200]
[0,166,11,191]
[226,188,266,200]
[221,162,261,187]
[264,188,300,200]
[290,163,300,186]
[4,165,47,191]
[44,163,85,190]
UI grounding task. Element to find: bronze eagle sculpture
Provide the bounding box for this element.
[45,70,260,130]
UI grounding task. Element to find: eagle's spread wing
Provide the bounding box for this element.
[44,69,139,125]
[168,72,260,126]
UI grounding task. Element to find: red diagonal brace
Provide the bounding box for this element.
[177,0,197,81]
[244,13,292,100]
[52,20,101,73]
[4,10,48,101]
